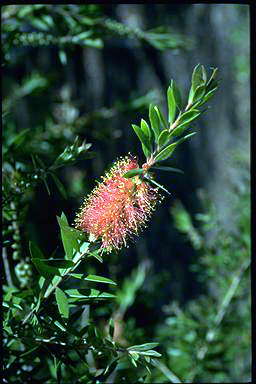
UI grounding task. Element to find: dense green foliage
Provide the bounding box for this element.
[3,5,250,383]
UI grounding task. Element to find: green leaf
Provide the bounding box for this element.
[66,289,91,298]
[30,241,62,278]
[154,106,167,130]
[109,318,115,339]
[172,80,183,111]
[192,84,206,103]
[178,109,200,125]
[151,166,184,174]
[57,212,84,260]
[85,275,117,285]
[167,81,176,124]
[66,288,116,302]
[123,168,145,178]
[72,31,93,43]
[43,177,51,196]
[201,86,218,105]
[189,64,207,103]
[155,132,196,163]
[70,273,84,279]
[31,258,73,278]
[170,109,200,137]
[192,64,206,89]
[139,350,162,357]
[154,144,176,163]
[144,177,171,194]
[158,129,170,148]
[20,346,40,358]
[55,287,69,319]
[88,250,103,263]
[129,351,139,366]
[149,104,161,142]
[128,342,159,352]
[207,67,218,87]
[141,143,151,158]
[141,118,152,142]
[59,49,67,65]
[132,124,151,158]
[54,320,67,332]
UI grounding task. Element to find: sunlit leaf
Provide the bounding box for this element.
[132,124,151,157]
[57,212,85,260]
[149,103,161,142]
[141,118,152,143]
[155,132,196,162]
[167,81,176,124]
[85,274,117,285]
[158,129,170,148]
[55,287,69,319]
[172,80,183,111]
[154,105,167,130]
[170,109,200,137]
[192,84,206,103]
[189,64,207,103]
[128,342,159,352]
[139,350,162,357]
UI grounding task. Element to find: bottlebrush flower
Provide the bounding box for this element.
[75,154,163,253]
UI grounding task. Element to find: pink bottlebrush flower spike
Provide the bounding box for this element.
[75,154,163,253]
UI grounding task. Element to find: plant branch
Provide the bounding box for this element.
[22,247,92,325]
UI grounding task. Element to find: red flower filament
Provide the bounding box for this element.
[75,155,163,253]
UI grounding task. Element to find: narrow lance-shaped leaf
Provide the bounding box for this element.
[207,67,218,88]
[132,124,151,158]
[138,350,162,357]
[169,109,200,138]
[167,80,176,125]
[149,103,161,142]
[151,165,184,174]
[127,342,160,352]
[188,64,207,104]
[158,129,170,148]
[172,80,183,111]
[84,274,117,285]
[192,64,206,90]
[57,212,84,260]
[192,84,206,104]
[154,106,167,130]
[141,118,152,143]
[154,132,196,163]
[55,287,69,319]
[201,86,218,105]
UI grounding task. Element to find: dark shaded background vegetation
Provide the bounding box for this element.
[3,4,251,383]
